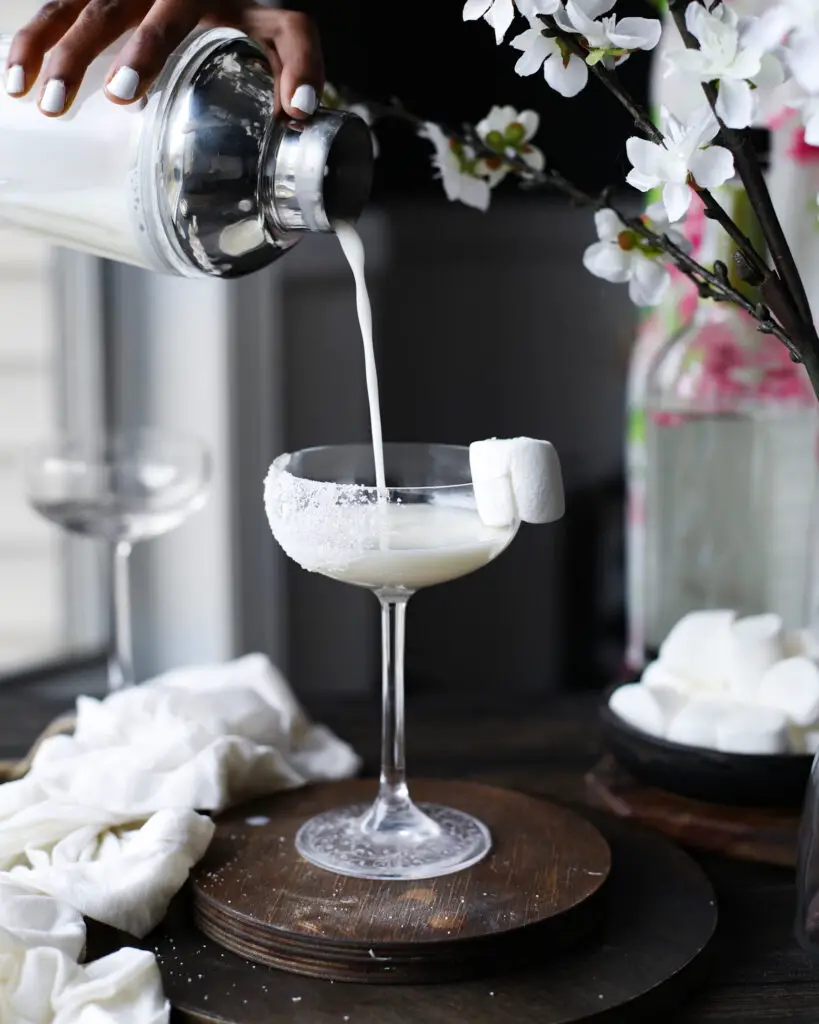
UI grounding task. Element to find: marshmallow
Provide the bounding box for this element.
[783,628,819,661]
[608,683,686,738]
[715,705,790,754]
[666,698,735,748]
[471,474,517,529]
[469,437,564,527]
[727,613,785,701]
[757,656,819,727]
[659,610,736,689]
[508,438,565,524]
[641,659,693,694]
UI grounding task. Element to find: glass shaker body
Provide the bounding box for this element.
[0,29,373,278]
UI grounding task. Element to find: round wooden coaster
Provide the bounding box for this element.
[144,807,717,1024]
[190,780,611,983]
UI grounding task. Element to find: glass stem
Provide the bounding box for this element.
[360,593,439,839]
[108,540,134,692]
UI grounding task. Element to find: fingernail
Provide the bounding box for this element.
[106,65,139,101]
[5,64,24,96]
[291,84,317,115]
[40,78,66,114]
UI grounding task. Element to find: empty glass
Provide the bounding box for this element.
[265,442,520,880]
[25,429,211,692]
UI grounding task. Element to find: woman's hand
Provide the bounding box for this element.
[4,0,324,119]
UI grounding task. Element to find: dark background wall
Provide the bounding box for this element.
[275,1,654,696]
[294,0,652,197]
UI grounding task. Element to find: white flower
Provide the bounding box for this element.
[583,209,671,307]
[625,106,735,222]
[462,0,559,44]
[555,0,661,63]
[418,123,492,212]
[793,92,819,145]
[510,17,589,96]
[769,0,819,90]
[475,105,545,183]
[667,2,787,129]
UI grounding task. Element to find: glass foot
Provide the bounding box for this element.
[295,802,492,880]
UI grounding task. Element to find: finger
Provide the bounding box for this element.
[36,0,152,116]
[5,0,86,99]
[103,0,201,106]
[244,8,324,119]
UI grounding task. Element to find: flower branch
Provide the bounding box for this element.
[525,7,773,309]
[329,0,819,397]
[334,89,792,345]
[667,0,818,353]
[537,13,665,143]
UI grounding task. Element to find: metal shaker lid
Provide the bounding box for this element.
[152,30,374,279]
[264,110,374,234]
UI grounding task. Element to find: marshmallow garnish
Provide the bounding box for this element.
[469,437,564,527]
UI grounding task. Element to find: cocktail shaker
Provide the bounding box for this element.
[0,28,374,278]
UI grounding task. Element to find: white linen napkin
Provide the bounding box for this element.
[0,877,169,1023]
[0,654,360,938]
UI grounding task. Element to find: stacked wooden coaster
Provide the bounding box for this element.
[191,779,611,983]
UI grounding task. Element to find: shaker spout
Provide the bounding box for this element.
[263,109,374,235]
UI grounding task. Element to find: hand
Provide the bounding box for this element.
[4,1,324,119]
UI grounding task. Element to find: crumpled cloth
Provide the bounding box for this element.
[0,654,360,938]
[0,876,169,1023]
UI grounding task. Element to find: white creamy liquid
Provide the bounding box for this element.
[315,503,515,590]
[334,221,387,495]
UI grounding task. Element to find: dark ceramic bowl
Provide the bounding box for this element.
[600,685,813,809]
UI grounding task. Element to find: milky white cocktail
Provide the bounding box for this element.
[265,442,519,879]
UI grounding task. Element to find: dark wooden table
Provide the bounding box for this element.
[3,666,818,1022]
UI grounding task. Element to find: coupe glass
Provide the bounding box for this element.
[264,442,520,880]
[25,429,211,693]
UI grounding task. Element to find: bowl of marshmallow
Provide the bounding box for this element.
[602,610,819,807]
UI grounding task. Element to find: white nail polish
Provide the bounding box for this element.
[5,64,24,96]
[40,79,66,114]
[291,84,317,115]
[107,66,140,101]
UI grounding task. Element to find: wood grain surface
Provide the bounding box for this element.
[5,672,818,1021]
[191,779,611,982]
[586,756,800,868]
[135,809,716,1023]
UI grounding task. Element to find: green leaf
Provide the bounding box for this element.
[586,48,608,65]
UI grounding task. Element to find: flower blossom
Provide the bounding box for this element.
[462,0,559,45]
[554,0,662,67]
[583,205,684,307]
[511,16,590,96]
[418,123,492,212]
[475,106,545,185]
[666,2,787,129]
[626,106,735,222]
[770,0,819,92]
